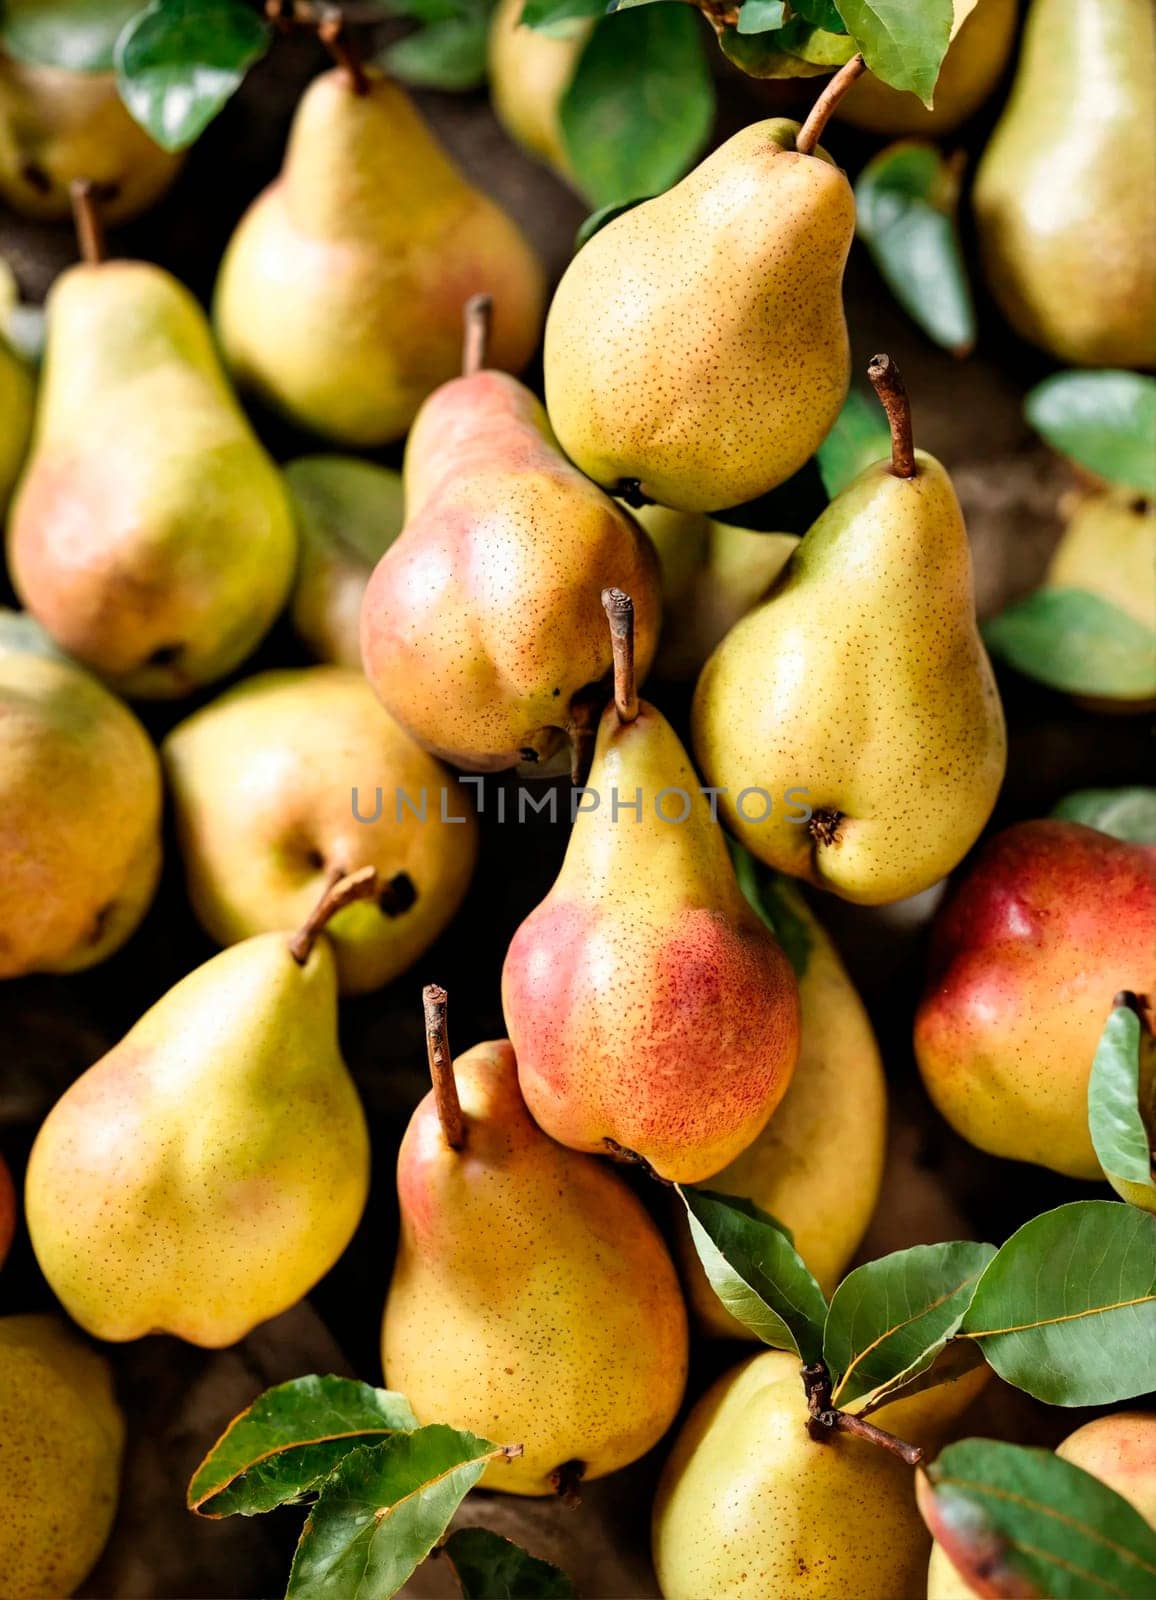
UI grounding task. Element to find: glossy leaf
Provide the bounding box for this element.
[834,0,952,103]
[983,588,1156,699]
[188,1377,418,1518]
[825,1240,996,1409]
[961,1200,1156,1404]
[1089,1003,1156,1201]
[679,1188,827,1361]
[0,0,143,71]
[919,1438,1156,1599]
[384,12,490,90]
[816,387,891,498]
[736,0,786,35]
[730,843,813,981]
[115,0,270,151]
[1051,787,1156,846]
[560,5,714,209]
[521,0,605,28]
[719,27,836,76]
[793,0,845,29]
[1025,371,1156,495]
[574,195,649,251]
[443,1529,578,1598]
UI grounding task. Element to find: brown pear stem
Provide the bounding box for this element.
[867,354,917,479]
[288,865,377,964]
[602,589,638,725]
[318,6,370,94]
[70,180,106,265]
[423,984,466,1151]
[462,294,492,378]
[795,53,866,155]
[802,1361,923,1467]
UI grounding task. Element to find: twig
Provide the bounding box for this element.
[796,54,866,156]
[602,589,639,725]
[803,1360,923,1467]
[288,865,377,964]
[867,354,916,479]
[423,984,466,1150]
[462,294,492,378]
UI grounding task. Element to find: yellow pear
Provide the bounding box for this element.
[0,1314,124,1599]
[0,324,32,509]
[164,667,478,996]
[487,0,590,179]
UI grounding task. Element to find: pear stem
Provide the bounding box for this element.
[423,984,466,1151]
[867,354,916,479]
[602,588,638,724]
[462,294,492,378]
[795,53,866,156]
[70,180,106,266]
[288,865,378,964]
[802,1361,924,1468]
[318,6,370,95]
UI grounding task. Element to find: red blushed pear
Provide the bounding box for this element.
[915,820,1156,1180]
[502,592,800,1184]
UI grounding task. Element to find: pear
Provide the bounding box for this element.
[285,455,405,668]
[653,1349,931,1600]
[0,1152,14,1270]
[8,192,296,699]
[502,591,800,1183]
[382,987,689,1496]
[25,872,374,1346]
[0,617,162,978]
[361,298,661,773]
[0,323,33,510]
[488,0,590,181]
[0,1314,124,1600]
[973,0,1156,368]
[164,667,479,996]
[214,62,544,447]
[692,356,1007,906]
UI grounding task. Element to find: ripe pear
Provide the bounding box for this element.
[0,1152,14,1270]
[488,0,590,181]
[8,242,296,699]
[0,1314,124,1600]
[692,358,1006,906]
[382,990,689,1495]
[915,819,1156,1179]
[0,325,32,509]
[215,66,544,447]
[0,621,162,977]
[973,0,1156,368]
[164,667,478,996]
[502,594,800,1182]
[653,1349,930,1600]
[361,303,661,772]
[285,456,405,668]
[25,876,373,1345]
[543,111,854,512]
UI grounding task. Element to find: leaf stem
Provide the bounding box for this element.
[462,293,492,378]
[423,984,466,1151]
[288,865,377,964]
[796,54,866,156]
[867,354,917,479]
[70,180,106,266]
[602,589,638,725]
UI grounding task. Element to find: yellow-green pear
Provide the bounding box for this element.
[25,875,374,1346]
[0,1314,124,1600]
[164,668,479,996]
[383,990,688,1495]
[487,0,590,180]
[693,358,1006,906]
[285,456,405,667]
[0,615,162,978]
[0,325,32,509]
[973,0,1156,368]
[214,66,545,447]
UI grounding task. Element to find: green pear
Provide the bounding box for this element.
[8,241,296,699]
[973,0,1156,367]
[0,1314,124,1600]
[382,989,688,1495]
[0,614,162,978]
[0,324,32,510]
[487,0,590,181]
[25,875,374,1346]
[214,66,545,447]
[164,667,479,996]
[285,456,405,668]
[692,358,1006,905]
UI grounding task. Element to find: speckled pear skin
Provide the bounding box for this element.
[692,449,1007,905]
[652,1350,931,1600]
[25,934,370,1347]
[382,1039,689,1494]
[914,820,1156,1180]
[502,702,800,1182]
[360,369,661,771]
[973,0,1156,368]
[0,1316,124,1600]
[214,69,545,447]
[542,119,853,513]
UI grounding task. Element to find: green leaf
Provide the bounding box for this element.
[1025,371,1156,495]
[384,12,490,90]
[115,0,270,152]
[833,0,952,104]
[286,1427,514,1600]
[816,387,891,498]
[0,0,144,71]
[188,1377,418,1518]
[1089,1003,1156,1201]
[855,142,975,356]
[560,5,714,209]
[736,0,786,35]
[521,0,605,28]
[791,0,845,32]
[678,1187,828,1361]
[983,588,1156,700]
[443,1529,577,1598]
[719,26,840,76]
[729,842,813,980]
[961,1200,1156,1405]
[1051,787,1156,846]
[574,195,649,251]
[919,1439,1156,1599]
[824,1241,995,1410]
